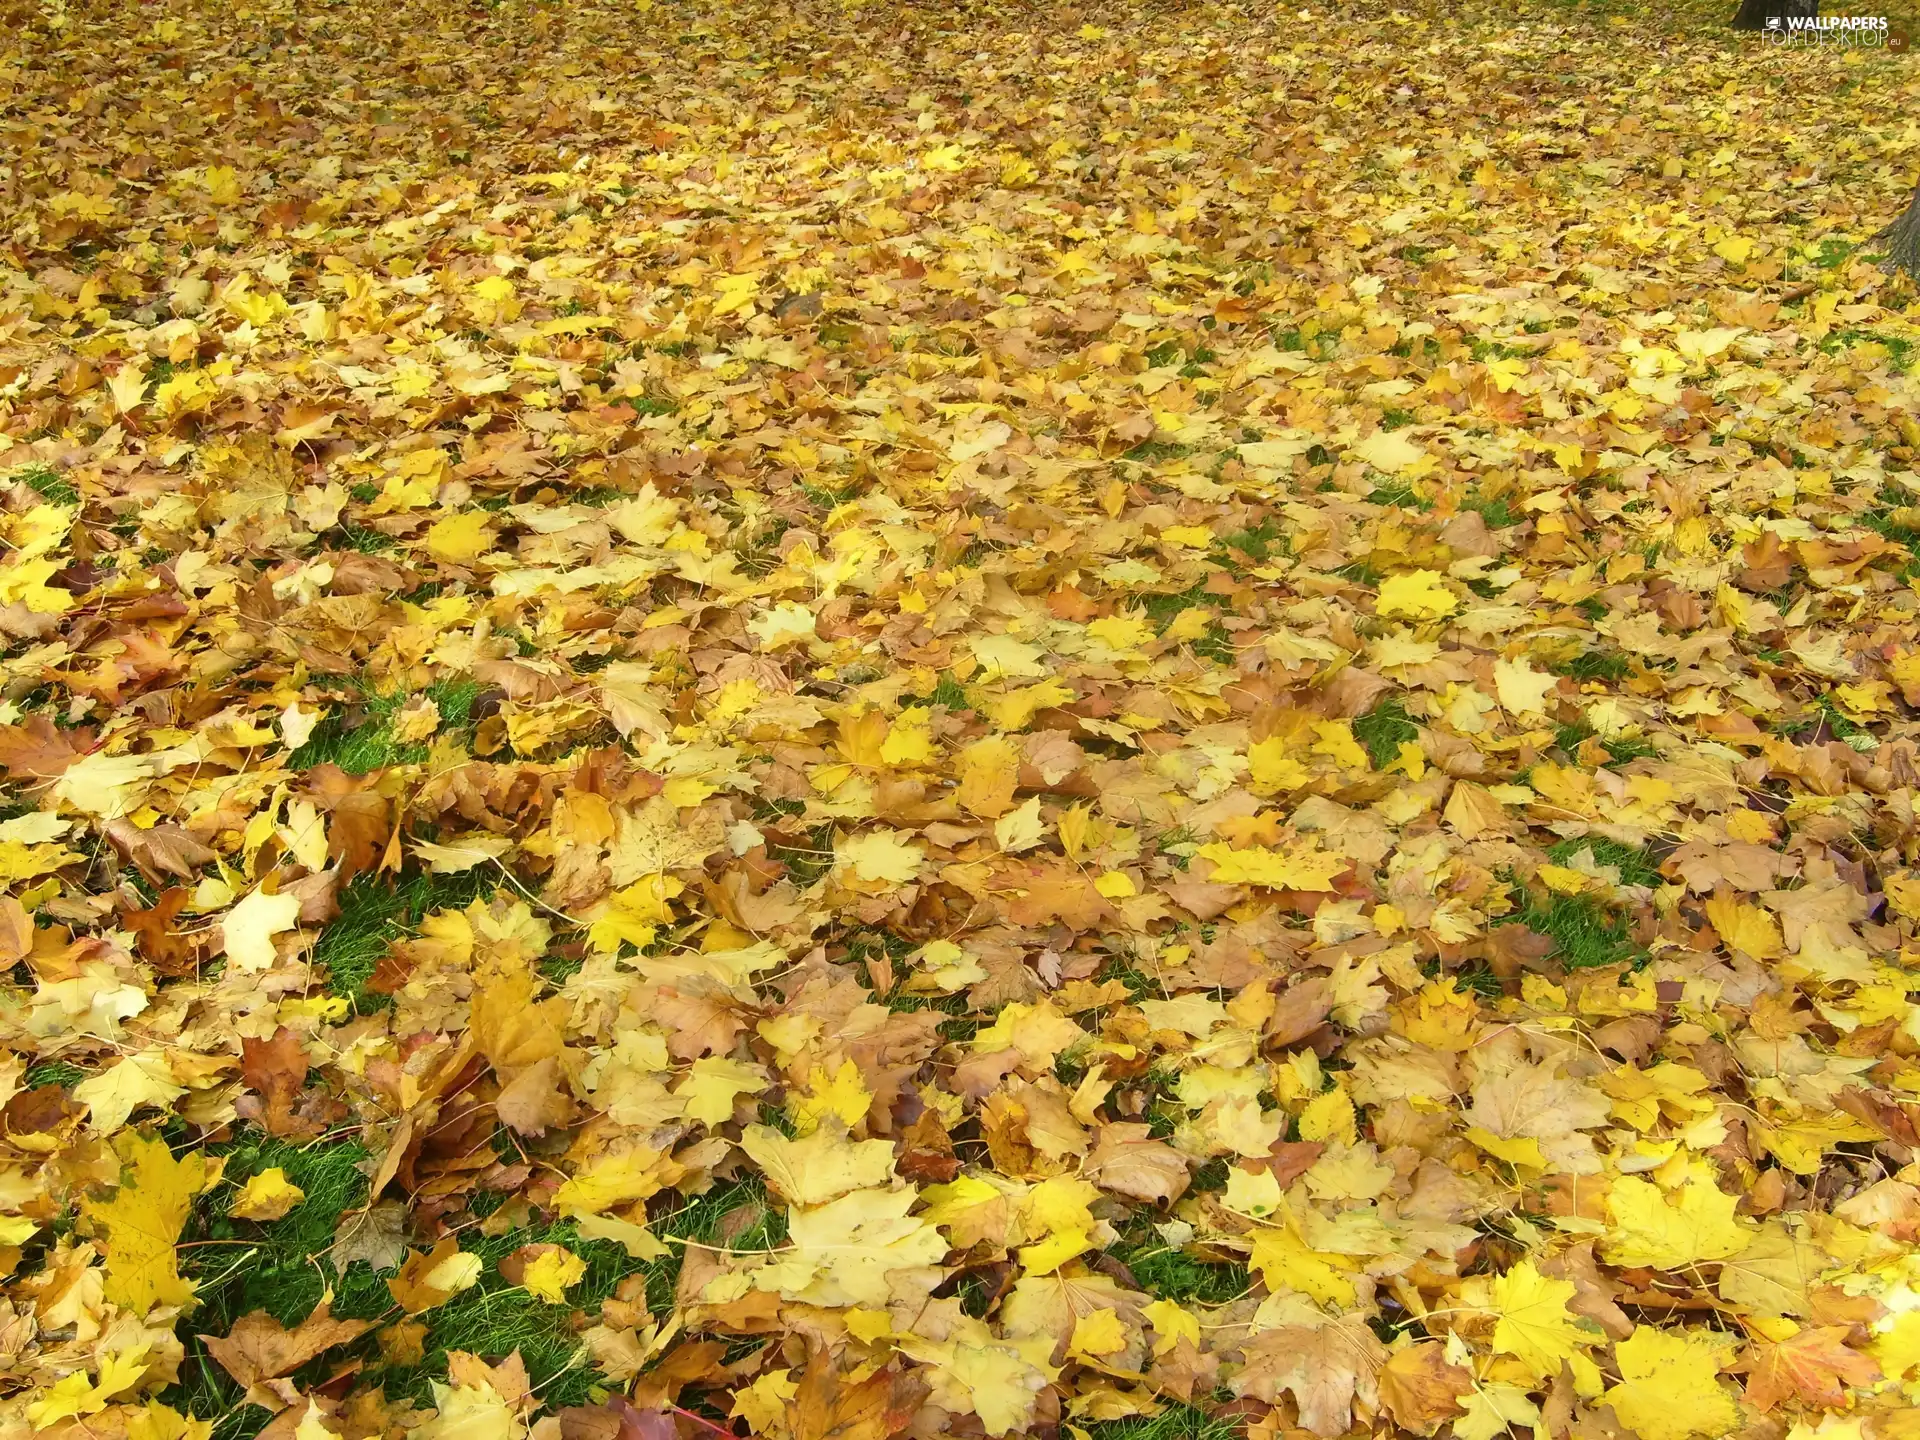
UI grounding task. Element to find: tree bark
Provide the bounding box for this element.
[1732,0,1818,30]
[1879,186,1920,280]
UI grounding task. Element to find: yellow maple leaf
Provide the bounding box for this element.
[1310,719,1368,770]
[27,1347,152,1428]
[675,1056,768,1129]
[424,511,495,564]
[1246,737,1311,795]
[1249,1223,1357,1307]
[1490,1261,1596,1377]
[787,1059,872,1136]
[1068,1308,1128,1360]
[221,885,303,972]
[83,1134,219,1315]
[521,1246,586,1303]
[1376,569,1459,621]
[1702,892,1782,960]
[73,1054,184,1136]
[586,873,683,953]
[552,1146,680,1217]
[1352,428,1431,475]
[835,829,925,884]
[1602,1326,1739,1440]
[1193,841,1347,890]
[740,1120,895,1206]
[229,1167,305,1222]
[753,1187,948,1308]
[1602,1176,1751,1271]
[879,708,938,766]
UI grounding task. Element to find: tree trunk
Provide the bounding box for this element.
[1732,0,1818,30]
[1879,186,1920,280]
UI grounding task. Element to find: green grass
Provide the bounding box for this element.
[1774,695,1872,743]
[23,1059,87,1089]
[1555,647,1630,682]
[167,1135,379,1440]
[1211,516,1286,572]
[1553,720,1657,767]
[180,1134,375,1328]
[332,522,400,554]
[165,1134,792,1440]
[1500,891,1642,970]
[290,678,484,773]
[765,820,837,888]
[1352,695,1419,769]
[315,867,499,1007]
[1366,481,1430,510]
[1084,1403,1239,1440]
[1463,491,1520,528]
[1109,1232,1249,1306]
[1123,440,1194,463]
[1818,327,1915,373]
[1546,836,1660,888]
[8,463,79,506]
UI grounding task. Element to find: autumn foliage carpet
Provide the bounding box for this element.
[1,0,1919,1438]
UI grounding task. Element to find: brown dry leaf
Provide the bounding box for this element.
[1743,1325,1881,1413]
[1233,1320,1387,1438]
[1376,1341,1472,1434]
[202,1307,374,1409]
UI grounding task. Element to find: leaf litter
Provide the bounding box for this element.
[1,0,1919,1439]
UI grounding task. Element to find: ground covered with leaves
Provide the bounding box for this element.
[1,0,1919,1438]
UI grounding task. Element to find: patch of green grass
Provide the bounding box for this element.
[888,990,979,1043]
[639,1178,787,1315]
[801,480,859,510]
[1123,440,1194,463]
[1500,891,1641,970]
[290,678,484,774]
[1857,482,1920,579]
[1817,328,1915,373]
[1775,695,1871,742]
[766,821,837,888]
[1555,647,1629,682]
[1450,962,1504,999]
[1096,953,1164,1003]
[166,1135,379,1440]
[316,868,499,1007]
[23,1059,86,1089]
[1352,696,1418,769]
[1553,720,1657,768]
[181,1159,790,1430]
[1211,516,1286,572]
[181,1134,374,1329]
[1107,1220,1249,1306]
[1463,491,1520,528]
[333,522,400,554]
[1469,337,1531,363]
[1366,481,1430,510]
[1546,836,1660,888]
[1809,237,1857,271]
[9,463,79,506]
[1082,1405,1239,1440]
[927,672,977,711]
[1142,583,1214,631]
